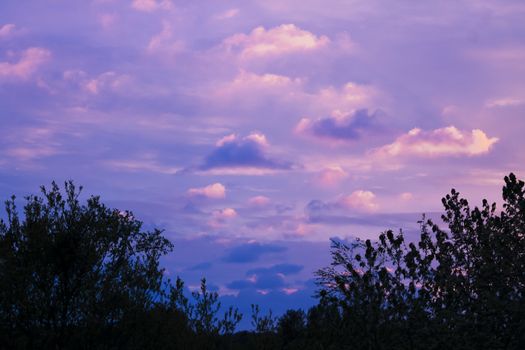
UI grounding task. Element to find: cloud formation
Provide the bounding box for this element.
[305,190,379,218]
[187,183,226,199]
[0,24,16,39]
[147,20,185,58]
[222,243,287,263]
[313,166,348,187]
[248,196,271,207]
[131,0,172,12]
[296,109,380,142]
[0,48,50,80]
[227,264,304,291]
[223,24,329,59]
[337,190,379,212]
[200,133,292,175]
[373,126,498,158]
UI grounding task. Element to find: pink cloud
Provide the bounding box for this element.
[214,8,240,20]
[314,166,348,187]
[147,21,185,58]
[213,70,304,102]
[248,195,271,207]
[399,192,414,201]
[282,287,299,295]
[223,24,330,59]
[63,70,130,95]
[209,208,238,228]
[0,24,16,39]
[98,13,117,29]
[213,208,238,219]
[337,190,379,213]
[485,97,524,108]
[85,71,130,94]
[187,183,226,199]
[211,71,378,119]
[0,47,51,80]
[373,126,498,158]
[131,0,172,12]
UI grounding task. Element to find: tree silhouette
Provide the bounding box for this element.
[316,173,525,349]
[2,175,525,349]
[0,181,176,349]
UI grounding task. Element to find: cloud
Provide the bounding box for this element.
[337,190,379,212]
[313,166,348,187]
[227,264,304,291]
[296,109,380,143]
[228,274,285,290]
[1,126,63,163]
[208,71,379,121]
[208,207,238,228]
[187,261,213,271]
[246,263,304,276]
[214,8,240,20]
[131,0,172,12]
[0,24,16,39]
[147,20,184,57]
[399,192,414,201]
[98,13,118,29]
[248,195,271,207]
[0,48,51,80]
[222,24,329,59]
[212,70,304,105]
[187,183,226,199]
[485,97,524,108]
[222,242,287,263]
[372,126,498,158]
[199,133,293,175]
[305,189,379,216]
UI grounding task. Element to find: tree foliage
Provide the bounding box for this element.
[1,174,525,349]
[315,173,525,349]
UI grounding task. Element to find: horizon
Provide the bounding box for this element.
[1,0,524,326]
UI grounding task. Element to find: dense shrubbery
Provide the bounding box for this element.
[1,175,525,349]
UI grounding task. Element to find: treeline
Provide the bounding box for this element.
[1,175,525,349]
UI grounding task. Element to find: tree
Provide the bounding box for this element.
[316,173,525,350]
[0,181,176,349]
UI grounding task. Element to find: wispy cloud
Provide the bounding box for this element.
[131,0,172,12]
[0,48,50,81]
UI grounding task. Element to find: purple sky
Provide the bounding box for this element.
[2,0,525,323]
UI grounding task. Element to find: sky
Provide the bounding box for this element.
[1,0,525,325]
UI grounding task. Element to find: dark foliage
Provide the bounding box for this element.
[1,174,525,349]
